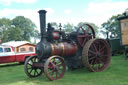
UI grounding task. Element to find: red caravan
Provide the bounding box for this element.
[0,45,36,64]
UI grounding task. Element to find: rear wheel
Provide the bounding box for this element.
[82,39,111,72]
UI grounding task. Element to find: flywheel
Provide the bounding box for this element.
[77,24,95,47]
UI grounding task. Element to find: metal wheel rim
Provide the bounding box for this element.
[82,39,111,72]
[24,56,43,77]
[44,56,66,80]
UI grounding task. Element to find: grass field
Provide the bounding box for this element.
[0,55,128,85]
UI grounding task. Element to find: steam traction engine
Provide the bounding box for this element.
[24,10,111,80]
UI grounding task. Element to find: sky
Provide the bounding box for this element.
[0,0,128,32]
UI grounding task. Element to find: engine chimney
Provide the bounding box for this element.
[38,10,47,39]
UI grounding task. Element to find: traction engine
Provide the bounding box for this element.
[24,10,111,80]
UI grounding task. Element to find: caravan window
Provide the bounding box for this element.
[29,47,34,52]
[20,48,26,52]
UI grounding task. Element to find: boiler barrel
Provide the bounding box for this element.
[50,42,78,56]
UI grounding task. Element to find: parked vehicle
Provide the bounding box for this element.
[106,38,124,56]
[0,45,36,64]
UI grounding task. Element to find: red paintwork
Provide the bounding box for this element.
[52,31,60,40]
[63,42,78,56]
[0,55,15,63]
[0,45,36,64]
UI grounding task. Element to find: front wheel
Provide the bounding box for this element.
[24,56,43,78]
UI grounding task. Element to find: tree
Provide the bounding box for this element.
[12,16,38,41]
[0,16,39,43]
[63,23,74,32]
[7,26,22,41]
[32,29,40,44]
[50,22,59,29]
[101,14,122,38]
[0,18,11,42]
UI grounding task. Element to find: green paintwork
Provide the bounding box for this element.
[109,38,124,52]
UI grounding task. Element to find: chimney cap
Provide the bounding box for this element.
[38,10,47,13]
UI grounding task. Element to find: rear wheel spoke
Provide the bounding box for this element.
[93,44,98,52]
[88,56,96,61]
[100,46,105,52]
[89,50,96,55]
[90,59,94,65]
[95,59,99,70]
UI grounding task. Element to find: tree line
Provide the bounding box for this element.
[0,16,39,43]
[100,10,128,38]
[50,22,99,36]
[0,16,100,43]
[0,10,126,44]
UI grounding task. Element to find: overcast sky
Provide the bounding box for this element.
[0,0,128,31]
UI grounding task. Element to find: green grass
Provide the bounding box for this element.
[0,55,128,85]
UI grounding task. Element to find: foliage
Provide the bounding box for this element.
[101,14,122,38]
[12,16,39,41]
[62,22,99,37]
[7,27,22,41]
[0,55,128,85]
[47,22,99,37]
[63,23,74,32]
[49,22,74,32]
[50,22,59,29]
[0,16,39,43]
[0,18,12,42]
